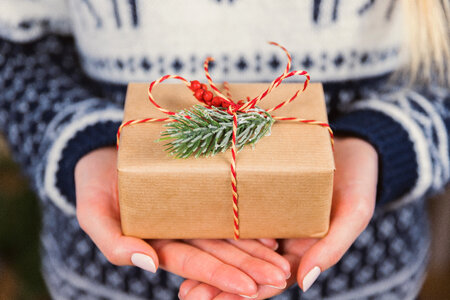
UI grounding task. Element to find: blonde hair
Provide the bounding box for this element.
[402,0,450,85]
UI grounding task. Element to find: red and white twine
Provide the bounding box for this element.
[117,42,334,239]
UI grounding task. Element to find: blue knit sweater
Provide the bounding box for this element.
[0,1,449,299]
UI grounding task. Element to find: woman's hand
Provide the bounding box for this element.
[75,147,290,298]
[291,136,378,291]
[178,136,378,299]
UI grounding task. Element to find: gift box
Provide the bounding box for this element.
[117,82,334,239]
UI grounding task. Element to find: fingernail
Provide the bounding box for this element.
[273,242,279,250]
[302,266,321,292]
[239,294,258,299]
[131,253,156,273]
[264,281,287,290]
[285,272,291,279]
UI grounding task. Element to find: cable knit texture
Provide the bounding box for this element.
[0,0,449,299]
[332,109,418,205]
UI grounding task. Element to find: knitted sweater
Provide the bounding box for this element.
[0,1,449,299]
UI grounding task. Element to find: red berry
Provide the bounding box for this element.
[194,89,205,101]
[212,96,222,107]
[221,101,231,108]
[200,83,208,90]
[190,80,201,91]
[203,91,213,102]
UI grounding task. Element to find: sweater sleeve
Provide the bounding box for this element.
[330,85,450,206]
[0,35,123,215]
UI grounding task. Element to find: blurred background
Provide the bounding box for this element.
[0,135,449,300]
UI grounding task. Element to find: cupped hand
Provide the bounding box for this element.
[178,136,378,299]
[75,147,290,298]
[290,136,378,292]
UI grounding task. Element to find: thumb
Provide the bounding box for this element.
[76,195,159,273]
[297,137,378,292]
[297,192,374,292]
[75,147,159,273]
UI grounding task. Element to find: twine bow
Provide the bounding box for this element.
[117,42,334,240]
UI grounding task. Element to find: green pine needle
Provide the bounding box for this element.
[159,105,274,158]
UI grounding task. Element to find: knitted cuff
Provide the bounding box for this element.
[55,120,121,206]
[331,109,418,205]
[41,104,123,215]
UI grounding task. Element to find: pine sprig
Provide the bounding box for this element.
[159,105,274,158]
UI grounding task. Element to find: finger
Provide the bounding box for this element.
[179,280,201,299]
[205,253,301,300]
[253,253,300,299]
[213,293,246,300]
[227,239,291,279]
[212,283,286,300]
[184,282,222,300]
[298,192,375,292]
[257,239,279,250]
[184,239,286,289]
[150,239,258,297]
[76,198,159,273]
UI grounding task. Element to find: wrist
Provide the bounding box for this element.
[334,136,378,163]
[75,146,116,180]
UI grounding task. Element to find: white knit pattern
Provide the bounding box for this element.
[68,0,406,83]
[0,0,71,42]
[1,0,406,82]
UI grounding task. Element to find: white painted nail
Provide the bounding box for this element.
[239,294,258,299]
[131,253,156,273]
[302,266,321,292]
[264,281,287,289]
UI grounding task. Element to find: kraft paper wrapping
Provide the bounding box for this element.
[118,83,335,239]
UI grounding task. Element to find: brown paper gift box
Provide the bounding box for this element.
[118,82,335,239]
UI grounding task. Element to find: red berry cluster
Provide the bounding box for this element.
[189,80,232,108]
